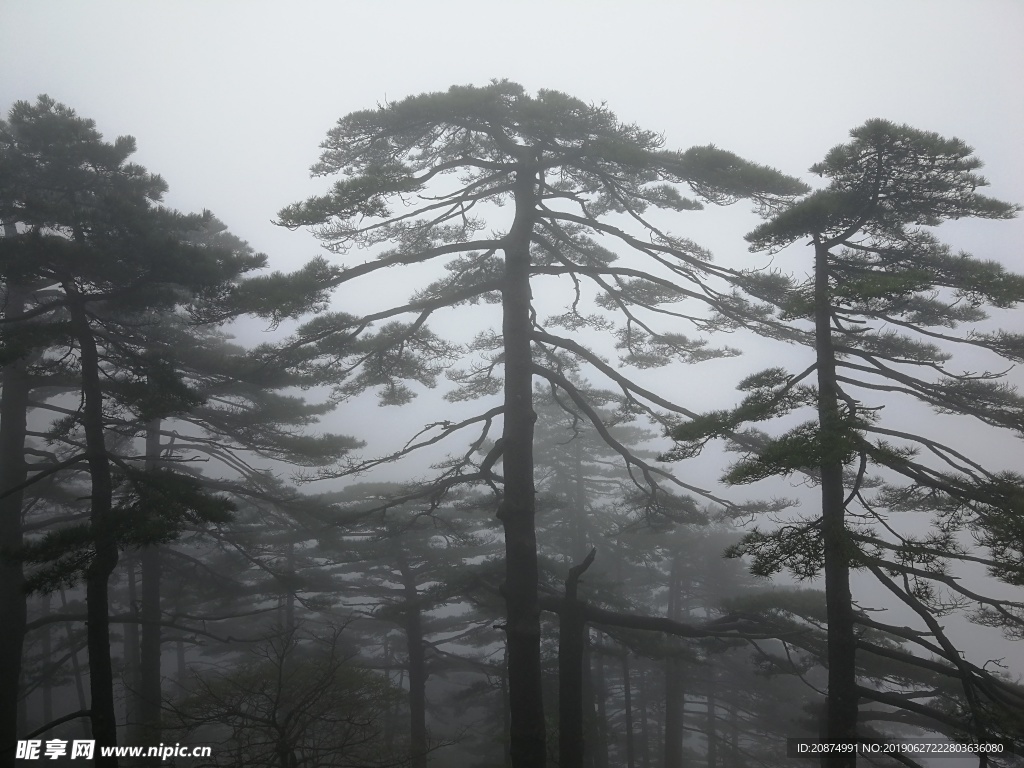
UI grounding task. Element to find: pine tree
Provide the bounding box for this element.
[0,96,267,762]
[277,80,807,767]
[667,119,1024,761]
[1,95,359,761]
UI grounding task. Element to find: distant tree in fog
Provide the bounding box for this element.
[0,95,267,762]
[169,625,398,768]
[0,96,355,763]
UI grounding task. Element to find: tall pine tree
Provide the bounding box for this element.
[277,80,807,766]
[668,119,1024,760]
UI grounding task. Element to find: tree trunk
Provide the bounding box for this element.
[66,285,120,765]
[282,540,296,633]
[706,675,716,768]
[40,594,53,728]
[397,550,428,768]
[583,634,598,768]
[501,644,512,768]
[139,416,163,745]
[381,633,394,744]
[592,649,609,768]
[622,653,635,768]
[813,239,858,768]
[664,553,686,768]
[498,154,544,767]
[0,278,29,768]
[58,589,90,737]
[571,439,588,563]
[664,656,685,768]
[123,557,140,734]
[560,550,595,768]
[175,639,187,689]
[638,665,650,768]
[726,701,739,768]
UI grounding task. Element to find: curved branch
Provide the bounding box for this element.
[531,362,733,507]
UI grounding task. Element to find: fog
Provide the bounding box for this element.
[2,2,1023,767]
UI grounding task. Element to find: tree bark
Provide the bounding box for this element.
[65,284,120,765]
[813,238,858,768]
[498,154,545,768]
[0,277,29,768]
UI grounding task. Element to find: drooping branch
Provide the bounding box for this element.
[866,564,1016,740]
[531,363,732,508]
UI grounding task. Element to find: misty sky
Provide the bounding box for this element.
[4,1,1022,272]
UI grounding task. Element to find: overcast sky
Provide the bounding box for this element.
[4,0,1023,665]
[4,1,1022,269]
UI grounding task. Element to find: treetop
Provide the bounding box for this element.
[277,80,809,243]
[746,118,1020,253]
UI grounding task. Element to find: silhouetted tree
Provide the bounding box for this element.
[668,119,1024,762]
[278,80,806,766]
[0,96,265,763]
